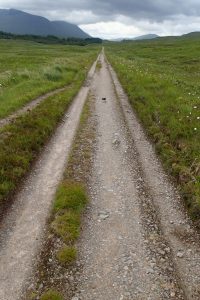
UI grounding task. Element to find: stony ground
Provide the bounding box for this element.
[69,53,200,300]
[0,51,200,300]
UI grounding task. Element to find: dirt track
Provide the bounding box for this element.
[0,85,69,128]
[0,59,97,300]
[0,51,200,300]
[70,52,200,300]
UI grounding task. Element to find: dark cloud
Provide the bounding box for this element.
[1,0,200,24]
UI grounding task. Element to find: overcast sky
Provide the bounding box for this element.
[1,0,200,39]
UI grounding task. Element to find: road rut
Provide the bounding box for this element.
[0,58,98,300]
[1,51,200,300]
[70,53,200,300]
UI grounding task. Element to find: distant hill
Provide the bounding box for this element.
[112,34,159,42]
[0,9,90,39]
[133,34,159,40]
[182,31,200,38]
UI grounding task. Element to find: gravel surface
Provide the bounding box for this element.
[69,52,200,299]
[0,50,200,300]
[108,59,200,299]
[0,59,98,300]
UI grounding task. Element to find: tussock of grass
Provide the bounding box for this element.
[54,181,88,212]
[52,182,88,243]
[40,289,63,300]
[106,38,200,220]
[96,60,102,71]
[56,246,77,265]
[52,210,80,242]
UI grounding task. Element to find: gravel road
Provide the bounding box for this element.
[70,52,200,300]
[0,59,97,300]
[0,50,200,300]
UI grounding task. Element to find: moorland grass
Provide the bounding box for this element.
[0,40,98,118]
[106,37,200,220]
[0,45,97,207]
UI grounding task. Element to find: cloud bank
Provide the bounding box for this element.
[1,0,200,38]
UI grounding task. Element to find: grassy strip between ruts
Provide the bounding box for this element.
[0,58,95,212]
[27,95,96,300]
[106,40,200,222]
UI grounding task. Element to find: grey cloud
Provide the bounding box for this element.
[1,0,200,24]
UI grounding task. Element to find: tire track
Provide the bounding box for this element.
[108,57,200,299]
[71,53,186,299]
[0,57,98,300]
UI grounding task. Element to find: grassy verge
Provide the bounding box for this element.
[26,95,96,299]
[0,40,99,118]
[0,55,96,211]
[106,38,200,221]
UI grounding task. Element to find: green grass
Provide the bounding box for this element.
[56,246,77,265]
[106,37,200,220]
[0,39,99,118]
[0,42,98,208]
[54,181,87,212]
[40,289,63,300]
[96,60,102,71]
[52,182,88,244]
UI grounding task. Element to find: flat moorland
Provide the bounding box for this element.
[106,37,200,219]
[0,39,98,207]
[0,39,98,118]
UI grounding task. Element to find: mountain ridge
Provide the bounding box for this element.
[0,8,90,39]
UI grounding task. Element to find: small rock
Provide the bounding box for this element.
[170,291,176,297]
[177,251,184,258]
[112,138,120,146]
[165,247,171,253]
[98,211,110,220]
[146,268,154,274]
